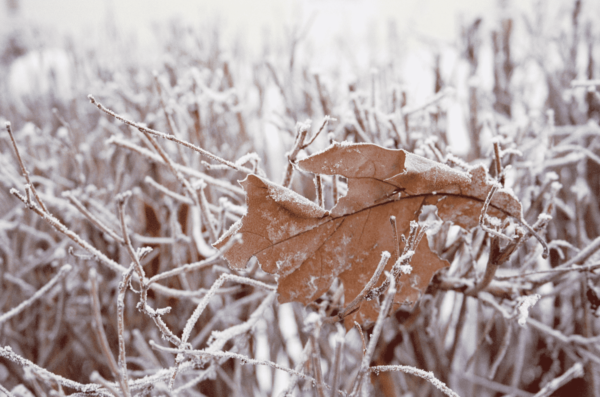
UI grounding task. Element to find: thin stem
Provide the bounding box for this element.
[329,324,345,397]
[10,188,126,274]
[310,329,327,397]
[466,312,497,371]
[315,175,324,208]
[64,191,124,244]
[109,136,244,196]
[488,321,512,379]
[0,265,72,325]
[5,122,48,212]
[366,221,423,300]
[350,273,396,396]
[313,74,331,116]
[479,185,513,242]
[282,340,313,396]
[326,251,390,323]
[493,141,504,186]
[89,95,253,174]
[390,216,400,259]
[303,116,334,149]
[369,365,460,397]
[116,192,145,283]
[90,372,121,397]
[150,341,325,387]
[532,362,584,397]
[329,135,339,206]
[282,121,310,187]
[116,266,134,397]
[518,220,549,259]
[0,383,15,397]
[89,268,121,382]
[153,72,189,167]
[354,322,367,356]
[195,181,218,242]
[181,273,276,345]
[0,346,108,395]
[148,234,241,285]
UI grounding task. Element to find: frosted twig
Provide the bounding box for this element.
[89,268,122,386]
[1,273,35,296]
[172,368,213,395]
[195,180,218,242]
[481,293,600,346]
[571,79,600,87]
[153,72,189,167]
[181,273,276,345]
[109,136,244,196]
[326,251,390,323]
[151,284,242,300]
[116,265,135,397]
[208,292,277,352]
[10,188,127,274]
[400,87,453,117]
[314,74,331,116]
[314,175,324,208]
[116,191,146,282]
[0,346,109,395]
[478,185,513,242]
[63,191,124,244]
[148,234,240,285]
[282,121,310,187]
[89,95,253,174]
[329,134,339,205]
[0,383,15,397]
[390,216,401,259]
[369,365,460,397]
[504,260,600,280]
[351,96,371,140]
[532,362,584,397]
[303,115,335,149]
[282,341,313,397]
[551,144,600,167]
[517,219,549,259]
[466,313,497,370]
[6,122,48,213]
[459,373,533,396]
[355,321,367,355]
[149,341,324,387]
[493,141,504,186]
[190,292,264,348]
[534,235,600,285]
[0,264,72,325]
[144,176,193,205]
[308,317,326,397]
[527,317,600,346]
[366,221,424,300]
[329,324,346,397]
[90,372,121,397]
[350,272,397,396]
[488,322,512,379]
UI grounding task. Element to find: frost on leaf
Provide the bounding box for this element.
[214,142,522,326]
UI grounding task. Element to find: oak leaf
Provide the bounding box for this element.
[214,143,522,326]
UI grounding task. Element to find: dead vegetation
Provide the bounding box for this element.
[1,1,600,396]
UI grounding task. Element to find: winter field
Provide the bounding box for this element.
[1,0,600,396]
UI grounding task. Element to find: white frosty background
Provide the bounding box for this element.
[1,0,575,165]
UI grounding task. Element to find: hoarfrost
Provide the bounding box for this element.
[516,294,541,327]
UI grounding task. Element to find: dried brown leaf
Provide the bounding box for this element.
[215,143,522,326]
